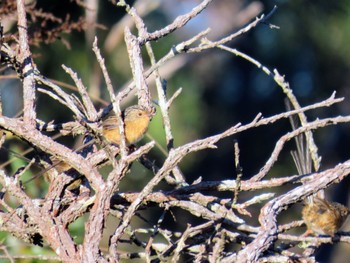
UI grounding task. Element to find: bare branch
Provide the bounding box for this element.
[17,0,36,126]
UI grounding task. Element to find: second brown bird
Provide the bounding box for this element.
[302,197,349,236]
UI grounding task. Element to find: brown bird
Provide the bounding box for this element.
[102,105,155,146]
[35,105,155,185]
[286,104,350,237]
[302,197,349,236]
[51,105,155,168]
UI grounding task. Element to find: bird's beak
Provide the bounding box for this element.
[148,107,156,118]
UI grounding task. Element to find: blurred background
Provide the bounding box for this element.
[1,0,350,261]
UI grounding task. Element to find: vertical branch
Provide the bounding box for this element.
[145,42,186,184]
[82,189,110,263]
[16,0,36,127]
[62,65,98,121]
[124,28,152,111]
[274,69,321,172]
[92,38,114,100]
[145,43,173,148]
[232,141,242,205]
[92,37,127,157]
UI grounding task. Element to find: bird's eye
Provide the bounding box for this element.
[138,112,143,117]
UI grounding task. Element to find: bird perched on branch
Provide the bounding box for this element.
[54,105,155,169]
[302,196,349,237]
[102,105,155,146]
[29,105,156,185]
[287,101,349,237]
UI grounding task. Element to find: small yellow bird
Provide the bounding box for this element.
[102,105,155,146]
[43,105,155,182]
